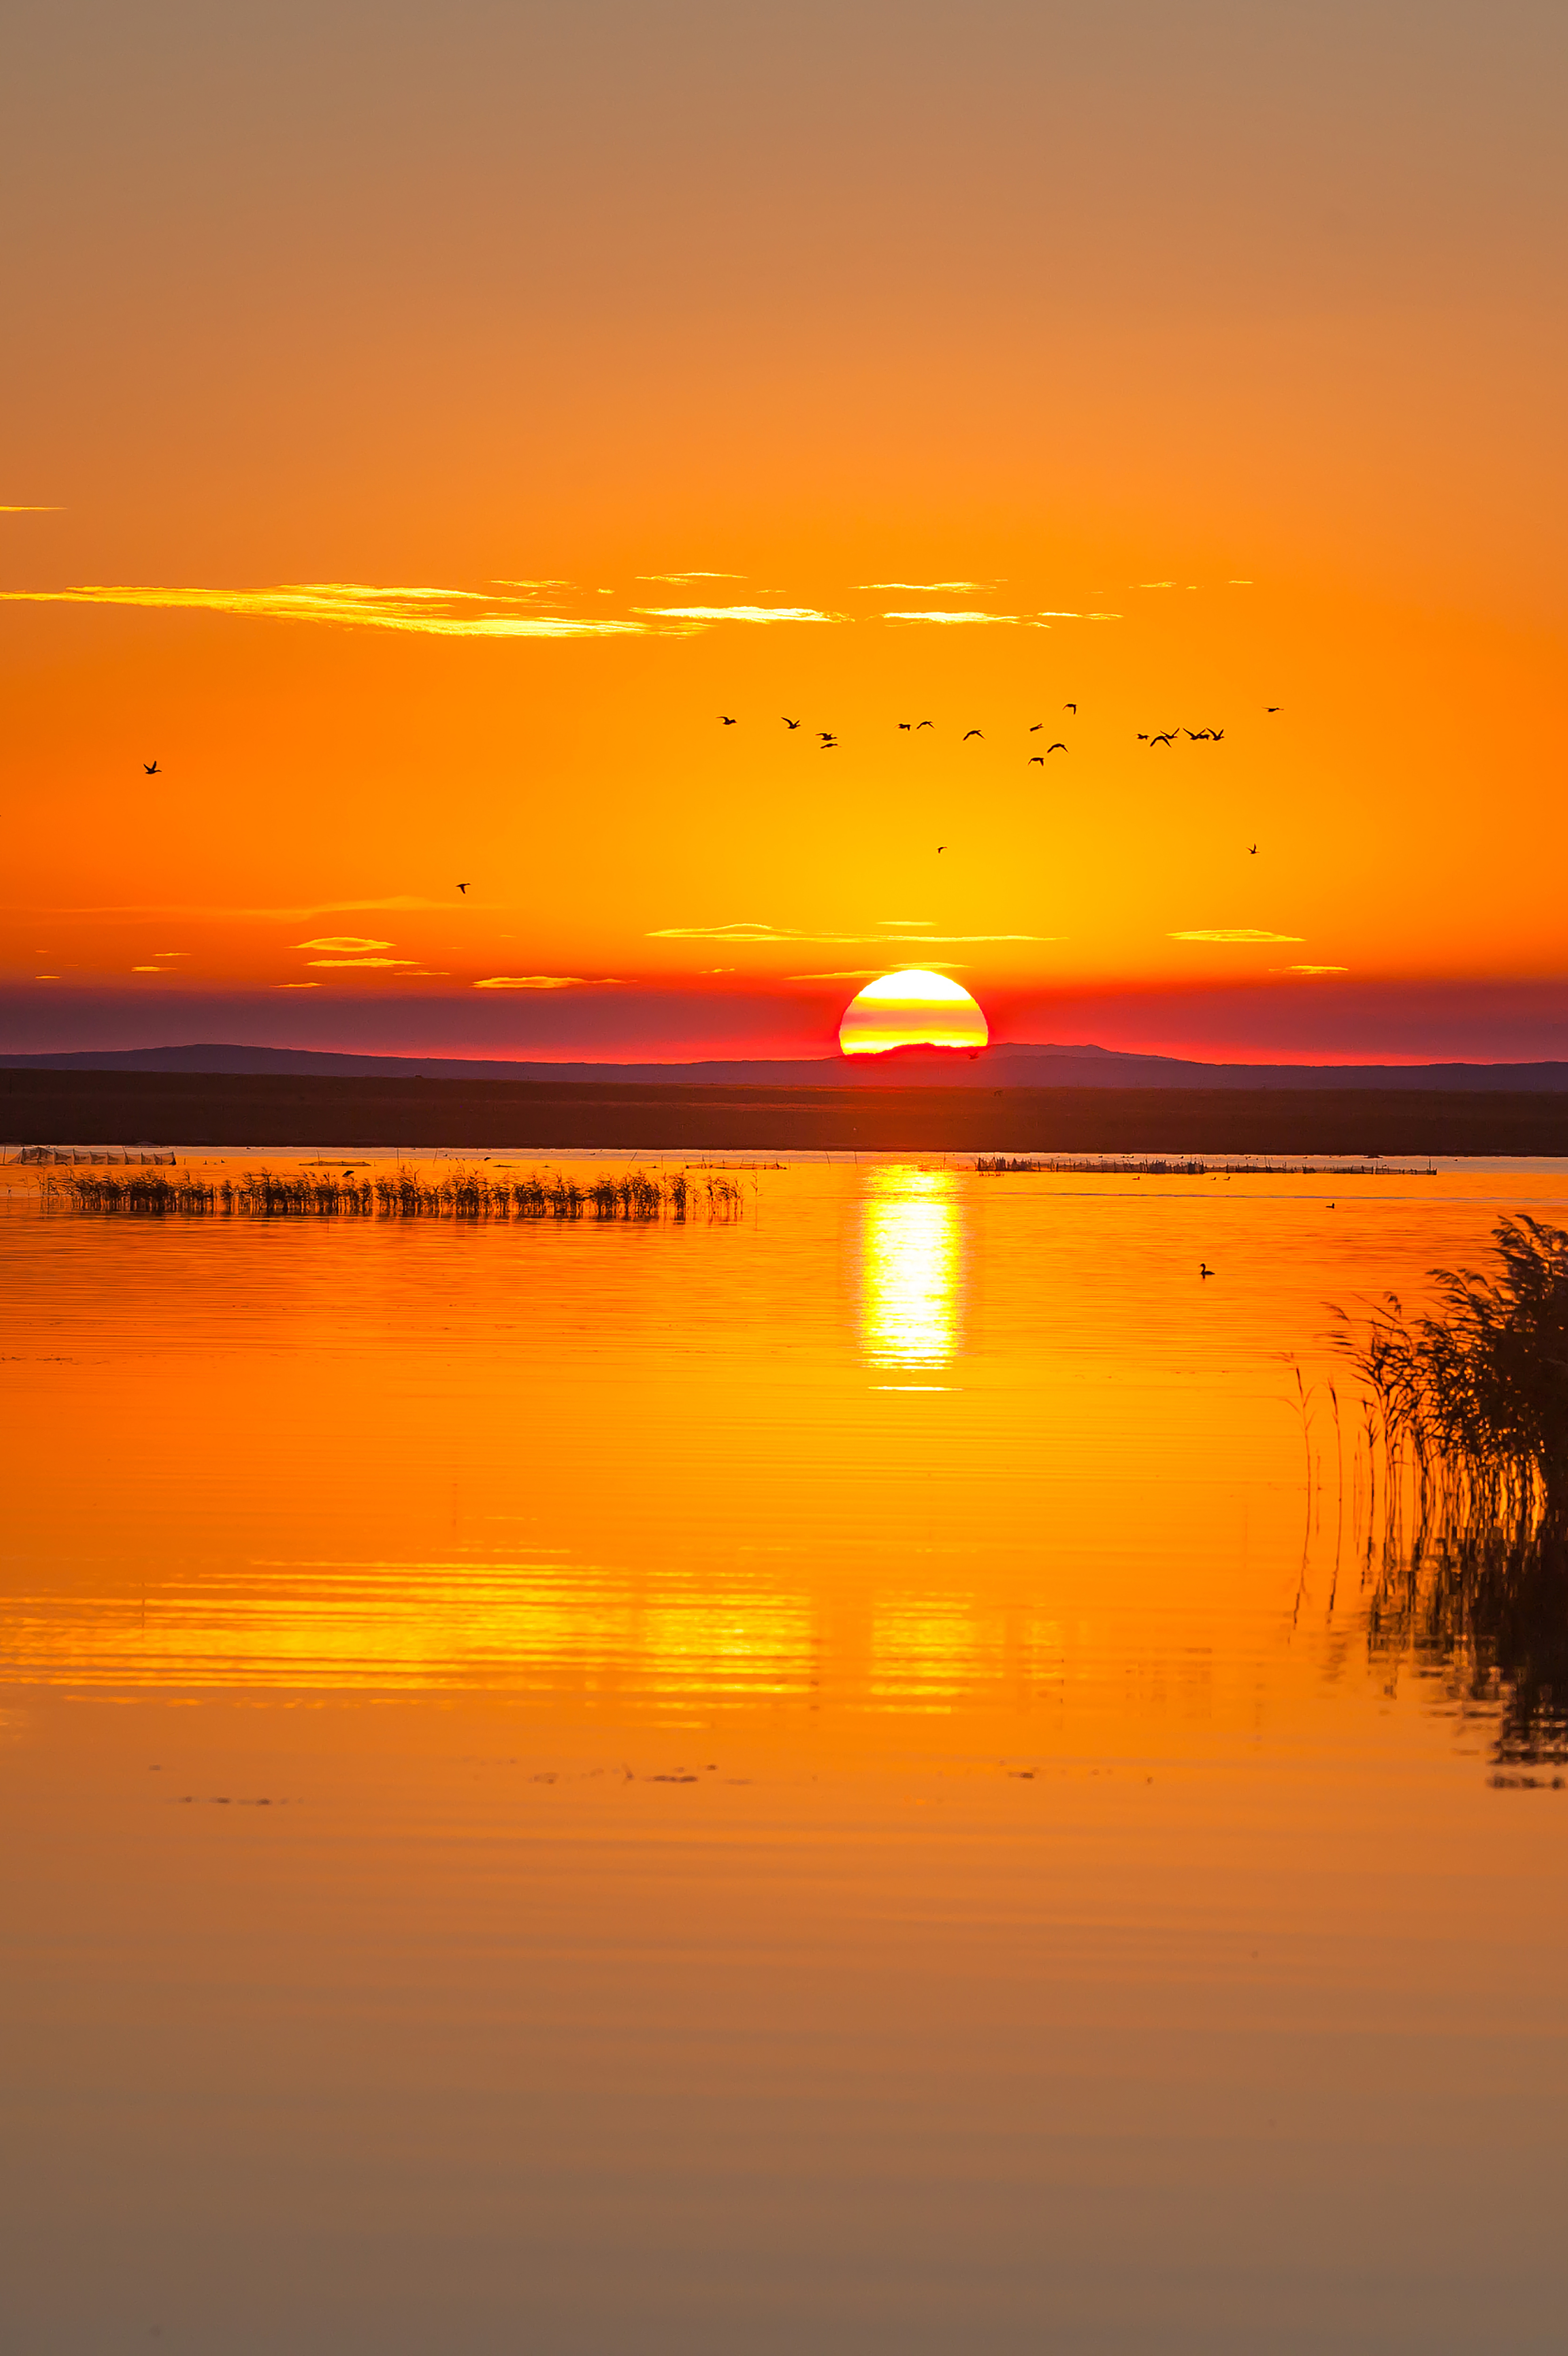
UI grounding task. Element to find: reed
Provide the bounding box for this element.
[1333,1214,1568,1545]
[42,1163,746,1224]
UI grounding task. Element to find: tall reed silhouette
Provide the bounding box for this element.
[42,1165,746,1223]
[1333,1215,1568,1545]
[1331,1216,1568,1769]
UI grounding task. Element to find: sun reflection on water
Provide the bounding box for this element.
[859,1168,963,1370]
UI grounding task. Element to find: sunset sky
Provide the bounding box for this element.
[3,0,1564,1063]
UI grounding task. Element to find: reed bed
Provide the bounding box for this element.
[41,1165,746,1222]
[1332,1215,1568,1544]
[977,1154,1433,1177]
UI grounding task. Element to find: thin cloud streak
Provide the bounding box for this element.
[0,583,648,638]
[632,604,836,624]
[882,609,1035,626]
[474,974,625,990]
[649,920,1049,944]
[1170,928,1306,944]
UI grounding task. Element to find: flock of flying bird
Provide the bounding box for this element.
[718,704,1280,761]
[715,700,1281,860]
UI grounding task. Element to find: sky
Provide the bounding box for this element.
[3,0,1565,1064]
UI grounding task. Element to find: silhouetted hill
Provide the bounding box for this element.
[6,1040,1568,1091]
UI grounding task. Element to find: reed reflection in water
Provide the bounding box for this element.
[858,1166,963,1371]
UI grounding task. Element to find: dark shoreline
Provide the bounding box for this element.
[7,1070,1568,1155]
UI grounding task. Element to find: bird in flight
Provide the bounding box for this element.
[457,882,471,895]
[1248,843,1258,856]
[936,843,947,854]
[963,728,983,741]
[1045,741,1067,753]
[719,713,736,726]
[782,716,800,729]
[916,719,934,729]
[1029,721,1043,732]
[1063,702,1077,715]
[898,720,912,730]
[1184,729,1209,741]
[1266,706,1282,714]
[1210,728,1225,742]
[1027,754,1045,765]
[143,760,159,775]
[819,736,838,751]
[1149,731,1176,747]
[817,729,836,743]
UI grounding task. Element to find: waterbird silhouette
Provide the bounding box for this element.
[143,760,159,775]
[719,713,736,725]
[898,720,911,729]
[1063,702,1077,714]
[1266,705,1282,713]
[1200,1262,1215,1278]
[1184,729,1207,741]
[457,882,471,895]
[1249,843,1258,855]
[1030,722,1043,731]
[963,728,983,741]
[1211,728,1225,741]
[1027,754,1045,765]
[1045,741,1067,753]
[916,719,933,729]
[937,843,947,853]
[1150,732,1176,747]
[782,716,800,729]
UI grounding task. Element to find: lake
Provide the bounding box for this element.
[4,1153,1567,2353]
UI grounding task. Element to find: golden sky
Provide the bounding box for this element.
[3,0,1565,1061]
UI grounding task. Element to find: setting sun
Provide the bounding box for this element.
[838,969,989,1056]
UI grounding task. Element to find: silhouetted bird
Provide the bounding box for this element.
[1028,754,1045,765]
[963,728,983,741]
[143,760,159,775]
[782,716,800,729]
[1184,729,1207,741]
[898,720,912,729]
[1200,1263,1215,1278]
[457,882,471,895]
[1249,843,1258,855]
[1211,728,1225,741]
[1045,741,1067,753]
[916,719,934,729]
[818,730,836,742]
[937,844,947,853]
[1266,706,1282,713]
[1063,702,1077,714]
[820,739,838,750]
[719,713,736,725]
[1150,732,1176,747]
[1030,721,1043,732]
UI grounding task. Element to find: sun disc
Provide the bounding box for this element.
[839,968,988,1056]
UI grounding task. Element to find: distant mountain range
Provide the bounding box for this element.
[6,1040,1568,1091]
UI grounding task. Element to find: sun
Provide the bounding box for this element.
[839,969,989,1056]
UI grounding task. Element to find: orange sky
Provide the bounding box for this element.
[3,0,1565,1062]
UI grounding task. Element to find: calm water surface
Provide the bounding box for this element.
[4,1154,1567,2353]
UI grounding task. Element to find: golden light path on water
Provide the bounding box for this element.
[860,1167,962,1372]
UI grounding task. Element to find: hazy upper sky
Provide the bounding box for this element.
[4,0,1565,1059]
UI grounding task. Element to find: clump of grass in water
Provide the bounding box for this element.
[1333,1215,1568,1543]
[1310,1217,1568,1773]
[45,1163,745,1223]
